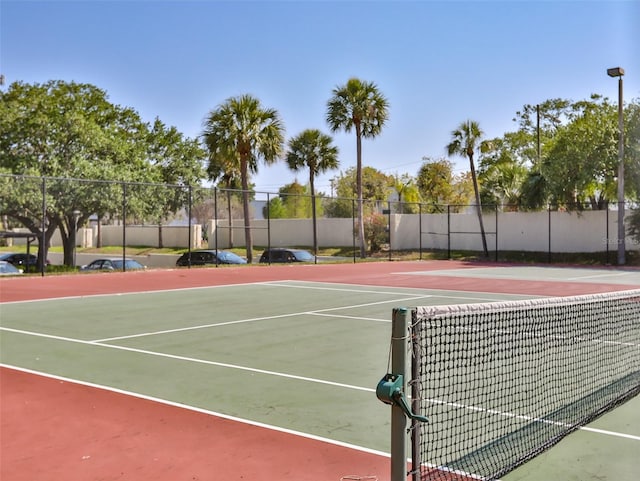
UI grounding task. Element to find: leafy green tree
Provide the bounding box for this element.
[277,181,308,218]
[510,99,576,209]
[514,99,572,166]
[146,118,206,247]
[326,78,389,258]
[450,172,476,211]
[613,99,640,249]
[389,173,420,214]
[626,100,640,202]
[324,166,390,219]
[263,196,287,219]
[202,95,285,262]
[0,80,196,266]
[540,96,620,209]
[323,175,356,219]
[447,120,489,256]
[415,158,474,213]
[286,129,339,253]
[417,158,453,210]
[512,96,640,211]
[477,136,528,209]
[263,182,321,220]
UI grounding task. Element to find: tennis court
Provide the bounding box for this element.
[1,261,639,481]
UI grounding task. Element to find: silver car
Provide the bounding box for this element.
[80,258,146,271]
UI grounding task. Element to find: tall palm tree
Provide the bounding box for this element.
[326,78,389,258]
[202,95,284,262]
[207,155,243,247]
[446,120,489,257]
[286,129,339,255]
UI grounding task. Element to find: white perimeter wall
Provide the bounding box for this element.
[211,210,638,253]
[8,210,638,254]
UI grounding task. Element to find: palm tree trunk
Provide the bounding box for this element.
[310,173,318,256]
[469,154,489,257]
[97,216,102,248]
[356,125,366,258]
[226,185,233,248]
[240,158,253,263]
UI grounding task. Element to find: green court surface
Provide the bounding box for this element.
[1,276,639,480]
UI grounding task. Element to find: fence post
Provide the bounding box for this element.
[419,203,423,261]
[388,201,392,262]
[266,192,271,262]
[187,185,192,253]
[548,204,552,263]
[122,181,127,271]
[606,208,610,264]
[495,205,499,262]
[447,205,451,259]
[40,177,46,277]
[213,187,218,254]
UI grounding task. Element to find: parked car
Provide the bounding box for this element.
[0,260,23,275]
[0,252,49,268]
[259,248,315,264]
[176,249,247,267]
[80,258,146,271]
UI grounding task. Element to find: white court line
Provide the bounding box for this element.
[4,277,637,475]
[580,426,640,440]
[0,326,376,393]
[566,271,637,281]
[2,279,440,344]
[309,312,389,323]
[261,280,528,303]
[2,329,638,443]
[92,294,431,343]
[260,281,422,296]
[0,364,390,458]
[419,394,640,441]
[0,280,281,305]
[1,278,535,307]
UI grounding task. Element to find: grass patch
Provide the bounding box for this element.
[77,245,185,255]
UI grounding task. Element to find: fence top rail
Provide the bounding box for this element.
[1,174,632,212]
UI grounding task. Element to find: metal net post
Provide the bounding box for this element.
[390,307,409,481]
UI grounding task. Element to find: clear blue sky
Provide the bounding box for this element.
[1,0,639,200]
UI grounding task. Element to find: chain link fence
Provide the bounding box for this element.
[1,174,637,273]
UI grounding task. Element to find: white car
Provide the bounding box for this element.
[80,258,146,271]
[0,260,23,275]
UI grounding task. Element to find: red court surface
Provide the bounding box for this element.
[1,367,389,481]
[1,260,636,304]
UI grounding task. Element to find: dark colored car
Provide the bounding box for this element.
[259,248,315,264]
[80,258,146,271]
[176,250,247,267]
[0,252,48,268]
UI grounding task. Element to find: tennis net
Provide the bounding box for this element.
[408,289,640,481]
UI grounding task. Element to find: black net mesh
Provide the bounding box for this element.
[410,290,640,481]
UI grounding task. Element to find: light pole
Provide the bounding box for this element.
[607,67,625,265]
